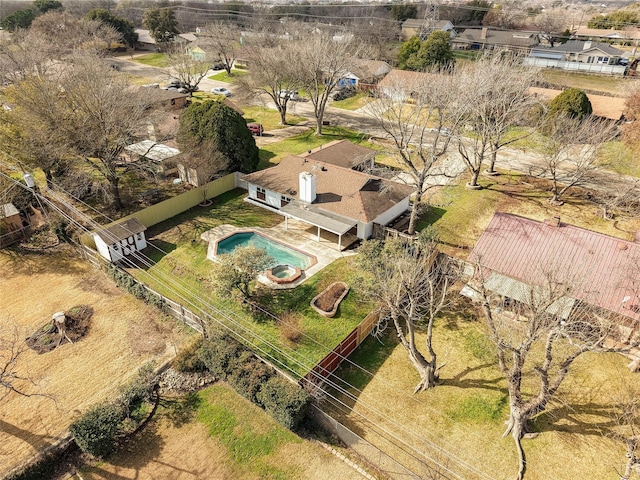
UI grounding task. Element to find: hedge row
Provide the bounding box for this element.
[195,332,311,430]
[69,364,157,458]
[107,264,168,312]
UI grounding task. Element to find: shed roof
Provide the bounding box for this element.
[401,19,453,30]
[242,156,413,223]
[94,217,146,244]
[469,212,640,321]
[125,141,181,162]
[301,139,377,169]
[574,27,640,40]
[0,203,19,219]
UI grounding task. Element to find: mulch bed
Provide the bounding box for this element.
[26,305,93,354]
[315,283,348,312]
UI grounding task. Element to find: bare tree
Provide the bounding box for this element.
[166,46,210,95]
[356,233,461,392]
[454,55,540,187]
[199,21,242,75]
[237,45,299,125]
[533,10,569,47]
[367,70,465,234]
[0,323,43,402]
[611,383,640,480]
[178,139,229,205]
[538,115,618,204]
[471,262,637,480]
[291,33,369,135]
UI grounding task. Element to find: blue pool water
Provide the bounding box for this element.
[216,232,313,269]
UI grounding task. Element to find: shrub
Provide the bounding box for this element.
[278,311,302,344]
[227,352,274,403]
[118,363,157,413]
[256,376,311,430]
[198,331,244,379]
[174,338,207,372]
[70,402,125,458]
[547,88,592,120]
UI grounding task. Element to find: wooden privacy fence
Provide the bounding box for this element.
[302,309,380,387]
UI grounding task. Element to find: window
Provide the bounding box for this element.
[257,187,266,201]
[280,195,291,207]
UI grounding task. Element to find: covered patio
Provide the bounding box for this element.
[280,204,359,251]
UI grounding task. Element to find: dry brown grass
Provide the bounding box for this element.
[277,311,302,345]
[0,248,181,477]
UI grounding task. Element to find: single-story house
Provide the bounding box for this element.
[241,155,414,248]
[376,69,440,102]
[151,88,189,110]
[400,19,456,41]
[187,45,207,62]
[93,217,147,263]
[0,203,25,248]
[464,212,640,344]
[301,139,378,171]
[338,59,392,89]
[124,140,181,176]
[527,87,626,122]
[525,40,626,75]
[574,26,640,45]
[135,29,157,51]
[452,28,540,54]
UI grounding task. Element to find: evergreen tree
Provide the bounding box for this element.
[391,4,418,22]
[87,8,138,47]
[143,6,179,45]
[398,35,422,70]
[548,88,592,120]
[408,30,454,71]
[177,100,259,174]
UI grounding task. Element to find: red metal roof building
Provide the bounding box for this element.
[468,212,640,324]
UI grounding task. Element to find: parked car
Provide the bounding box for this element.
[210,61,225,70]
[247,123,264,136]
[163,80,182,90]
[278,90,301,101]
[211,87,232,97]
[331,87,356,101]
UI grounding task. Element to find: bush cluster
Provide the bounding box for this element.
[173,338,207,373]
[198,332,311,430]
[107,264,168,312]
[70,364,157,458]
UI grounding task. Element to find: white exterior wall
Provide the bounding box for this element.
[247,183,282,209]
[94,235,113,262]
[358,222,372,239]
[373,197,411,227]
[523,57,626,75]
[93,233,146,263]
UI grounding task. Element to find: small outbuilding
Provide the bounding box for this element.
[93,217,147,263]
[124,140,181,176]
[0,203,25,248]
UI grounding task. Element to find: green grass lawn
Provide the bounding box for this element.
[258,126,375,169]
[331,92,375,111]
[598,140,640,177]
[540,69,631,95]
[208,70,248,83]
[133,53,169,68]
[242,106,306,131]
[130,189,372,377]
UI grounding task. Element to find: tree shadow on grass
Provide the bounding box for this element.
[444,363,506,394]
[530,401,618,437]
[162,392,203,428]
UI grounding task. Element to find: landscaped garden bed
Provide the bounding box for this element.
[311,282,349,318]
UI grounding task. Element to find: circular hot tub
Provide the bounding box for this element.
[266,264,302,284]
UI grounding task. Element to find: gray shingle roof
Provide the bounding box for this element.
[454,28,539,48]
[547,40,623,56]
[95,217,146,244]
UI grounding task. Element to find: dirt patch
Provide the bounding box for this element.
[26,305,93,354]
[316,283,348,312]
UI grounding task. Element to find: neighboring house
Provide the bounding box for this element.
[525,40,626,75]
[124,140,181,176]
[241,155,414,248]
[0,203,25,248]
[376,69,439,101]
[574,26,640,46]
[527,87,626,121]
[452,28,540,54]
[187,45,207,62]
[464,212,640,345]
[93,217,147,263]
[301,139,378,171]
[400,19,457,41]
[338,59,392,89]
[135,29,157,51]
[151,89,189,110]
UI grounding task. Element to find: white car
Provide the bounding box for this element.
[278,90,300,101]
[211,87,232,97]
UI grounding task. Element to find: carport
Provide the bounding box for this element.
[280,204,356,251]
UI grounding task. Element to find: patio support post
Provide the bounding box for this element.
[317,226,321,242]
[338,234,342,251]
[285,216,288,230]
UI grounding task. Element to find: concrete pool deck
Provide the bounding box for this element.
[200,220,357,289]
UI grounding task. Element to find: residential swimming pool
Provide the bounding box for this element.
[214,231,316,270]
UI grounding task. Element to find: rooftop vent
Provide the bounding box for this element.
[546,216,561,227]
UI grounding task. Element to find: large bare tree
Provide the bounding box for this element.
[0,323,43,402]
[533,10,568,48]
[166,46,210,95]
[356,233,461,392]
[454,55,540,187]
[367,70,465,234]
[290,33,369,135]
[471,262,637,480]
[538,114,618,204]
[199,21,242,75]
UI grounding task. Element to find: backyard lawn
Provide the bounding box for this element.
[80,384,365,480]
[208,70,248,82]
[540,69,639,96]
[331,92,374,111]
[130,190,373,377]
[133,53,169,68]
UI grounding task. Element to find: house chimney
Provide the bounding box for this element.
[299,172,317,204]
[547,216,561,227]
[583,41,591,50]
[481,27,488,40]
